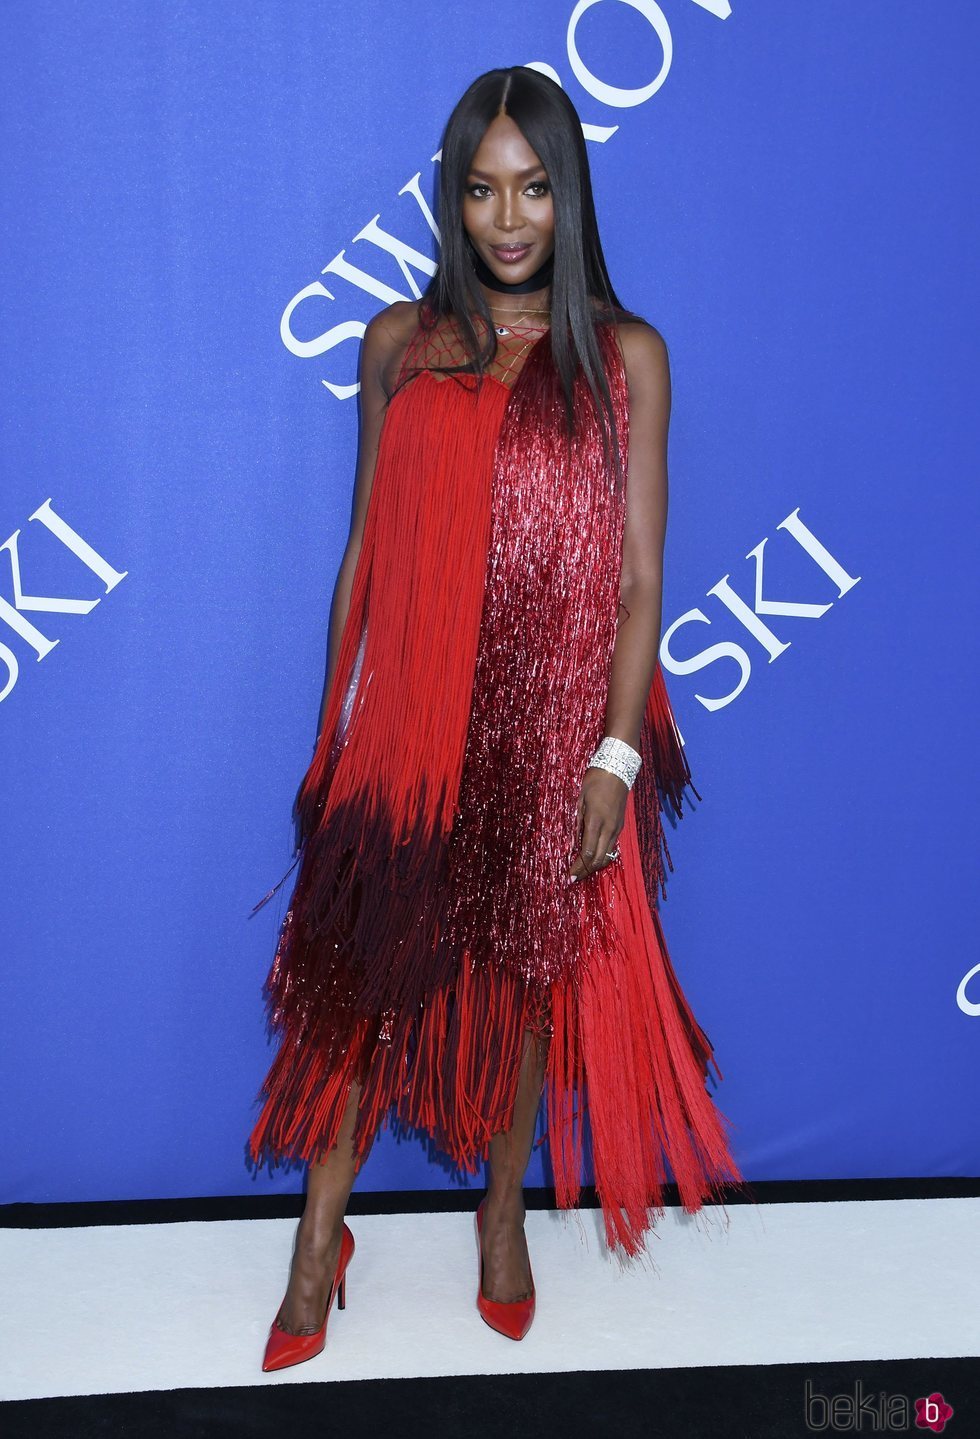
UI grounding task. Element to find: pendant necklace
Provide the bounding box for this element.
[468,243,555,335]
[489,305,550,337]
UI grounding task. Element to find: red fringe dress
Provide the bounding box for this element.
[248,306,748,1255]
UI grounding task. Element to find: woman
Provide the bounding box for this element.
[249,66,749,1369]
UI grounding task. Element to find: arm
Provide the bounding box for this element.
[569,322,671,881]
[314,307,399,743]
[603,322,669,748]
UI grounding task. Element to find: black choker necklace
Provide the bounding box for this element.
[468,244,555,295]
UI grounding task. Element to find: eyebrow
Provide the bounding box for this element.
[467,163,547,179]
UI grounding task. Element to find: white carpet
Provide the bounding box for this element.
[1,1197,977,1400]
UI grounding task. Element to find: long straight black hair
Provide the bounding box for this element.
[416,66,643,488]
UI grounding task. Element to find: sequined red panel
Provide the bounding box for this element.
[441,325,628,991]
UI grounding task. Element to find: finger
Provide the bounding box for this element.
[570,854,594,881]
[568,814,594,882]
[580,812,605,874]
[595,819,624,874]
[569,821,590,879]
[584,825,609,875]
[598,823,618,870]
[570,812,624,882]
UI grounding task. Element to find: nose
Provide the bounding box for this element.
[494,191,524,234]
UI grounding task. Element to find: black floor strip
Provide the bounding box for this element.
[1,1356,977,1439]
[2,1176,979,1230]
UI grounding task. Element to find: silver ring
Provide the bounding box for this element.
[605,848,621,862]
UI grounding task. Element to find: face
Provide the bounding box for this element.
[462,112,556,284]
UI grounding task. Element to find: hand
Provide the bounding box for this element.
[568,767,628,883]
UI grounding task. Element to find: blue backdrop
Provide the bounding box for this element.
[1,1,976,1204]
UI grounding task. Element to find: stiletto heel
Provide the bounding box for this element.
[475,1198,536,1341]
[261,1222,355,1372]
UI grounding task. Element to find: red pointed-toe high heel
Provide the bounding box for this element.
[261,1222,356,1372]
[475,1198,536,1341]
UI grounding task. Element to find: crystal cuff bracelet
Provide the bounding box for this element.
[586,735,642,789]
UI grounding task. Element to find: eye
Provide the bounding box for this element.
[464,179,551,199]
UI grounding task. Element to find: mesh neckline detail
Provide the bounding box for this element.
[393,312,552,395]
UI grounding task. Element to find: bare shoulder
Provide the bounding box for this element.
[613,317,670,394]
[363,300,425,396]
[370,298,424,347]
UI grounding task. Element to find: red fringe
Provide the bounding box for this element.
[277,365,508,1027]
[556,789,740,1256]
[247,315,750,1255]
[249,916,543,1173]
[249,753,742,1260]
[632,664,704,916]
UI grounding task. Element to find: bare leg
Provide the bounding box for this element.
[275,1078,373,1334]
[481,1027,550,1303]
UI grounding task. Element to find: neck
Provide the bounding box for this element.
[469,244,554,308]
